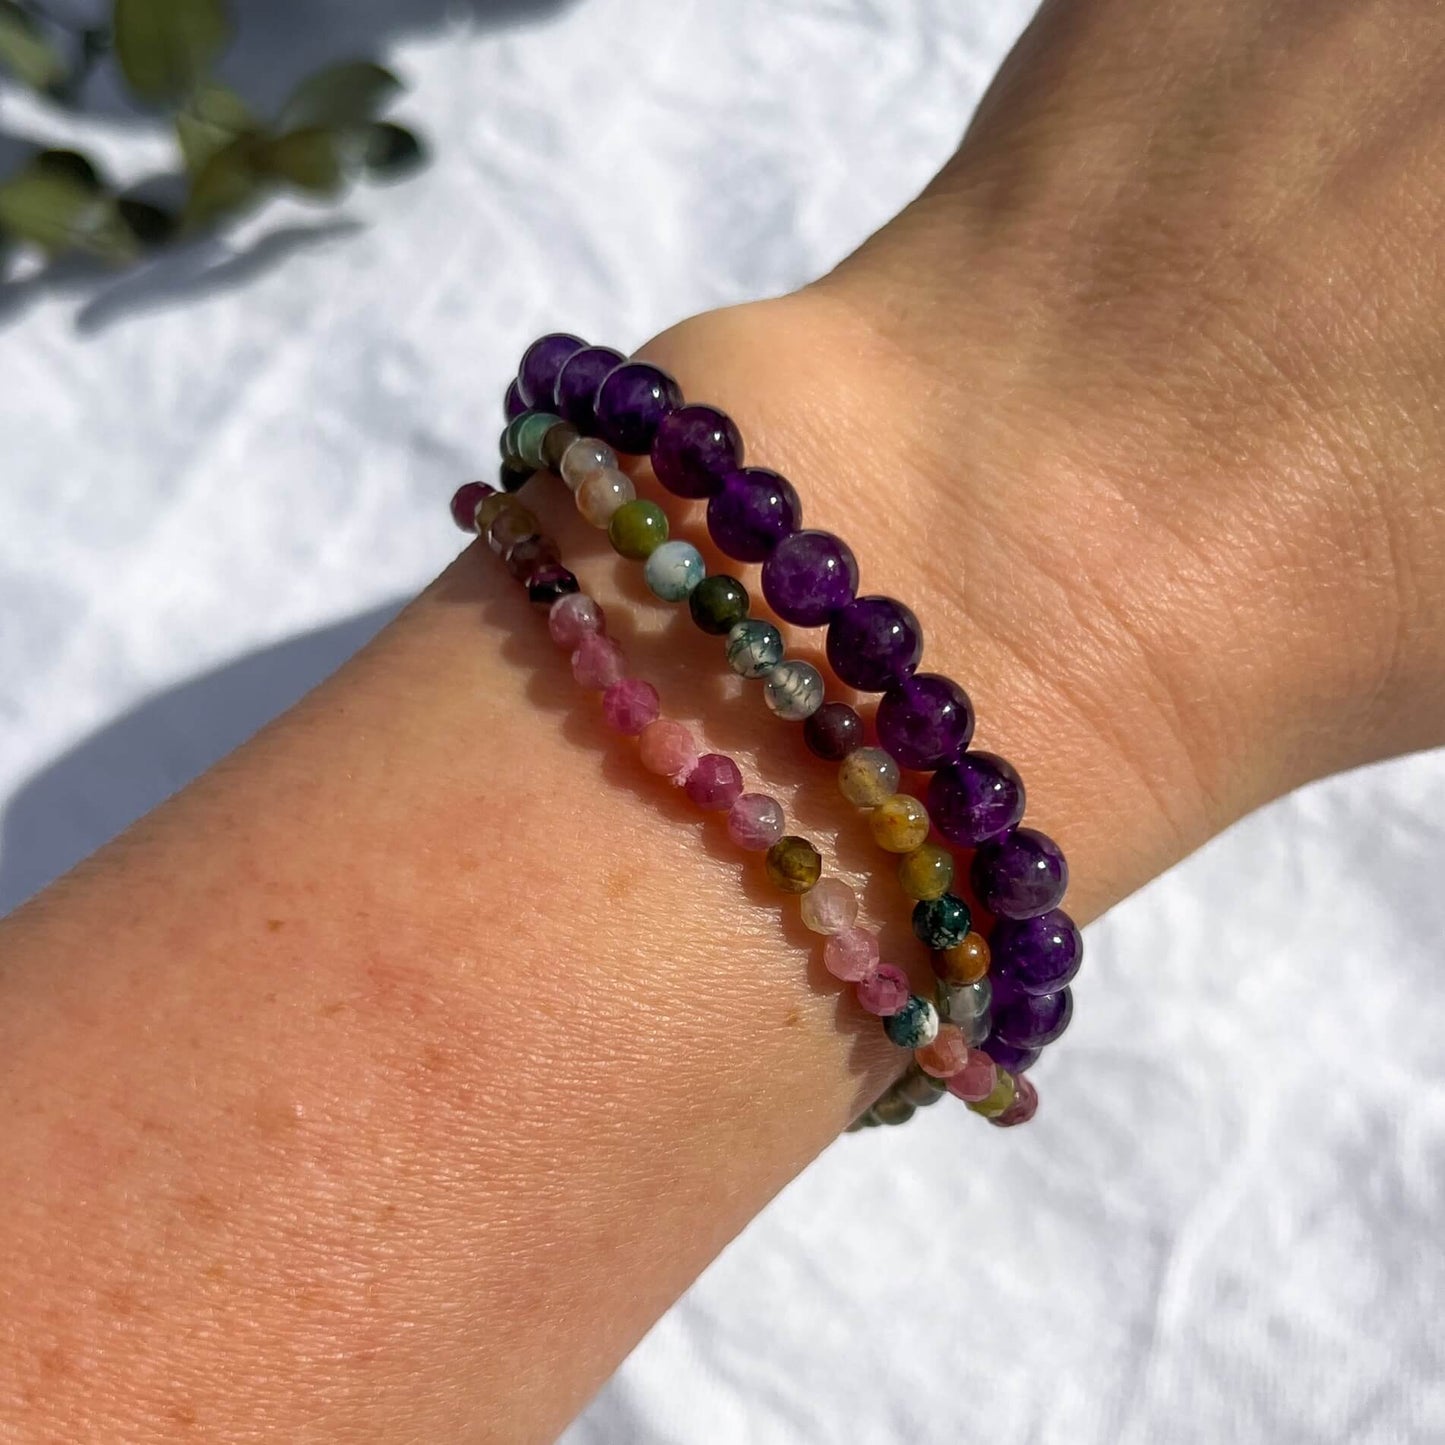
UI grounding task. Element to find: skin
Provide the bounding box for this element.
[2,0,1444,1438]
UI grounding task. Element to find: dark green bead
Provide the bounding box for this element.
[608,498,669,560]
[871,1090,916,1127]
[911,893,972,951]
[540,419,580,472]
[689,574,750,634]
[499,460,532,493]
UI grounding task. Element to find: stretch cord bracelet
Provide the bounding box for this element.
[448,477,1030,1127]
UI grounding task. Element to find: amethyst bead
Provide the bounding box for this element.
[685,753,745,811]
[651,405,743,499]
[803,702,864,761]
[595,361,682,455]
[707,468,802,562]
[449,480,494,532]
[556,345,625,434]
[991,909,1083,996]
[504,380,526,420]
[875,673,974,772]
[927,751,1024,847]
[825,595,923,693]
[760,529,859,627]
[980,1035,1041,1074]
[972,827,1069,920]
[518,333,586,410]
[992,984,1073,1049]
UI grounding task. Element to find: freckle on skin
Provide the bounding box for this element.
[253,1088,304,1137]
[266,919,286,933]
[784,1008,802,1027]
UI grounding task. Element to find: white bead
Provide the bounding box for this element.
[576,467,635,527]
[799,877,859,935]
[560,436,618,492]
[644,540,706,602]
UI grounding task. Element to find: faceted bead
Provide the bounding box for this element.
[689,574,750,635]
[498,460,532,493]
[980,1035,1040,1074]
[595,361,682,454]
[856,964,910,1017]
[915,1023,969,1078]
[837,747,899,808]
[706,468,802,562]
[803,702,863,762]
[826,595,923,693]
[869,794,931,853]
[526,565,579,605]
[518,332,586,410]
[727,792,786,851]
[928,752,1025,848]
[884,995,939,1049]
[764,835,822,894]
[895,1066,948,1108]
[556,345,625,433]
[912,893,972,950]
[936,977,992,1046]
[897,844,956,901]
[576,467,636,527]
[504,378,526,420]
[651,404,743,499]
[972,827,1069,920]
[487,502,538,555]
[572,633,626,691]
[944,1048,999,1103]
[475,491,517,535]
[644,539,705,601]
[799,877,858,935]
[500,414,529,468]
[762,660,825,721]
[933,930,991,986]
[638,719,699,782]
[823,926,880,982]
[992,984,1073,1048]
[450,480,494,532]
[991,909,1083,995]
[684,753,744,811]
[608,498,669,560]
[549,592,605,649]
[504,534,560,583]
[725,619,784,679]
[602,677,661,736]
[540,419,581,473]
[875,673,974,771]
[760,529,859,627]
[991,1074,1039,1127]
[516,411,563,470]
[967,1070,1018,1119]
[871,1091,915,1127]
[560,436,618,492]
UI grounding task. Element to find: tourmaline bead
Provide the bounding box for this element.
[689,574,750,635]
[895,1066,947,1108]
[501,415,529,468]
[725,619,784,679]
[871,1091,915,1127]
[516,411,563,469]
[884,995,940,1049]
[504,534,560,583]
[651,404,743,499]
[991,909,1083,995]
[799,877,858,935]
[993,984,1073,1048]
[856,964,910,1017]
[727,792,786,851]
[526,565,578,606]
[602,677,661,736]
[504,378,525,420]
[595,361,682,454]
[644,539,705,601]
[928,751,1025,847]
[638,719,699,782]
[572,633,626,690]
[915,1023,969,1078]
[803,702,863,762]
[980,1035,1040,1074]
[912,893,972,950]
[475,491,516,535]
[450,480,493,531]
[540,419,581,473]
[556,345,624,433]
[560,436,618,492]
[823,925,880,982]
[576,468,636,527]
[549,592,605,649]
[608,498,669,560]
[972,827,1069,920]
[499,460,532,493]
[869,794,931,853]
[826,595,923,693]
[875,673,975,771]
[518,332,586,409]
[967,1070,1018,1119]
[991,1074,1039,1127]
[762,660,825,721]
[764,835,822,894]
[897,843,954,900]
[760,529,859,627]
[837,747,899,808]
[933,930,991,986]
[944,1048,999,1103]
[937,977,992,1045]
[684,753,743,811]
[487,502,538,554]
[706,468,802,562]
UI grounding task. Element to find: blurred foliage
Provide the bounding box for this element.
[0,0,424,265]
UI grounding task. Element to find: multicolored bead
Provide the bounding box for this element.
[727,792,787,851]
[856,964,910,1017]
[602,677,661,735]
[644,539,705,601]
[896,843,955,901]
[688,574,749,635]
[725,619,785,679]
[884,994,940,1049]
[803,702,863,761]
[966,1069,1018,1119]
[638,718,699,782]
[764,835,822,894]
[608,498,669,560]
[559,436,617,492]
[911,893,972,951]
[572,633,626,691]
[932,930,990,986]
[915,1023,969,1078]
[576,467,636,527]
[548,592,605,649]
[762,660,825,721]
[823,926,880,982]
[944,1048,999,1103]
[684,753,744,811]
[868,794,931,853]
[837,747,900,808]
[450,480,493,531]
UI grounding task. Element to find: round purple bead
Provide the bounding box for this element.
[651,405,743,499]
[992,984,1073,1049]
[972,827,1069,920]
[706,468,802,562]
[504,379,526,420]
[555,345,624,434]
[594,361,683,455]
[874,673,974,771]
[760,529,859,626]
[927,751,1025,846]
[825,595,923,693]
[803,701,864,761]
[991,909,1083,996]
[517,333,586,410]
[980,1035,1040,1074]
[449,480,494,532]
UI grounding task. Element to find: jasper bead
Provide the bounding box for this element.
[967,1069,1018,1119]
[707,468,802,562]
[487,502,538,554]
[991,909,1083,995]
[837,747,899,808]
[728,792,786,851]
[549,592,605,649]
[608,499,669,559]
[944,1049,999,1103]
[928,752,1025,847]
[826,595,923,693]
[572,633,626,690]
[689,574,750,634]
[556,345,624,433]
[912,893,972,950]
[725,619,785,679]
[644,540,705,601]
[875,673,974,771]
[915,1023,969,1078]
[450,480,494,531]
[576,468,636,527]
[504,378,525,420]
[526,564,578,605]
[504,534,559,582]
[518,332,586,409]
[762,660,825,721]
[760,529,859,626]
[602,677,661,735]
[823,926,880,982]
[884,995,939,1049]
[980,1035,1040,1074]
[595,361,682,454]
[972,827,1069,920]
[992,985,1073,1049]
[638,719,699,781]
[764,835,822,894]
[869,794,931,853]
[991,1074,1039,1127]
[897,844,955,901]
[560,436,618,492]
[651,404,743,499]
[803,702,863,761]
[799,877,859,935]
[933,930,991,986]
[856,964,910,1017]
[684,753,744,811]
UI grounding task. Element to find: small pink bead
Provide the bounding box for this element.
[856,964,910,1017]
[638,719,699,782]
[727,792,786,851]
[549,592,605,649]
[572,633,626,690]
[823,926,880,982]
[800,877,859,936]
[991,1074,1039,1127]
[602,677,661,735]
[945,1048,999,1103]
[684,753,744,811]
[915,1024,970,1078]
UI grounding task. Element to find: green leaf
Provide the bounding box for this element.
[0,1,67,91]
[258,127,343,197]
[183,132,266,228]
[176,78,253,175]
[0,158,134,261]
[116,195,176,246]
[361,122,424,180]
[113,0,231,104]
[277,59,400,130]
[32,149,104,191]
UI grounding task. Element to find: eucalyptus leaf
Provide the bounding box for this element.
[0,161,134,260]
[184,132,265,228]
[260,127,343,197]
[362,122,424,180]
[117,195,176,245]
[278,59,400,131]
[0,1,67,91]
[176,78,253,175]
[113,0,231,103]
